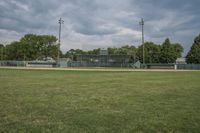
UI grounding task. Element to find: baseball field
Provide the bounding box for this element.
[0,68,200,132]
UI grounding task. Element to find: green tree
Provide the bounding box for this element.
[108,45,137,56]
[65,49,85,60]
[20,34,58,60]
[160,38,183,63]
[160,38,172,63]
[5,41,29,60]
[0,44,4,60]
[5,41,21,60]
[4,34,59,60]
[172,43,184,59]
[87,48,100,55]
[48,45,60,59]
[137,42,161,63]
[108,47,118,55]
[186,34,200,64]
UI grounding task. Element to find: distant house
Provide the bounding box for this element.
[176,58,186,64]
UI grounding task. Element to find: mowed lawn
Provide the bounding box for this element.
[0,69,200,133]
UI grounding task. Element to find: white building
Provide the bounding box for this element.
[176,58,186,64]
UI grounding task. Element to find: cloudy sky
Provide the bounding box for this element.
[0,0,200,54]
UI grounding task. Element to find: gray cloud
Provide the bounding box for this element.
[0,0,199,55]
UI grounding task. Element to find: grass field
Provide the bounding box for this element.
[0,68,200,132]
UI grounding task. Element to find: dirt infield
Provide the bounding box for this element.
[0,66,198,72]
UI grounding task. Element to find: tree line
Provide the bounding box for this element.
[0,34,200,64]
[0,34,59,61]
[63,38,185,64]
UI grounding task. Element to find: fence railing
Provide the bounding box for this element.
[0,61,27,67]
[177,64,200,70]
[0,61,56,67]
[1,61,200,70]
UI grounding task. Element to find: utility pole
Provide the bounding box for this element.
[139,18,145,64]
[58,18,64,63]
[2,42,7,60]
[1,46,3,60]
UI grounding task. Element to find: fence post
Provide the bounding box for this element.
[174,64,177,70]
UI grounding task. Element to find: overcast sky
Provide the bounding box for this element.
[0,0,200,54]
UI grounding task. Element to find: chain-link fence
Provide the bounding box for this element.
[0,61,26,67]
[1,60,200,70]
[65,61,133,68]
[177,64,200,70]
[0,61,57,67]
[65,55,136,68]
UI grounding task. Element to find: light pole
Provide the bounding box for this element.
[139,18,145,64]
[58,18,64,63]
[3,42,7,60]
[1,45,3,61]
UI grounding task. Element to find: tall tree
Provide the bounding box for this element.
[137,42,161,63]
[4,34,59,60]
[20,34,58,59]
[173,43,184,58]
[108,45,137,56]
[0,44,4,60]
[87,48,101,55]
[160,38,172,63]
[65,49,85,60]
[5,41,22,60]
[186,34,200,64]
[160,38,183,63]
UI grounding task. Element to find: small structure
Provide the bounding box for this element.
[59,58,72,68]
[133,61,141,68]
[176,58,186,64]
[27,57,56,67]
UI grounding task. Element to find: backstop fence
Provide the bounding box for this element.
[75,55,133,67]
[65,61,132,68]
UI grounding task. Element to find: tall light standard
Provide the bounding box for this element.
[139,18,145,64]
[1,45,3,61]
[2,42,8,60]
[58,18,64,63]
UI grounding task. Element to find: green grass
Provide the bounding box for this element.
[0,68,200,133]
